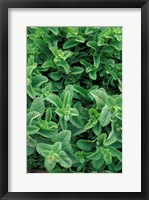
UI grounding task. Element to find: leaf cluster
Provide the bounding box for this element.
[27,27,122,173]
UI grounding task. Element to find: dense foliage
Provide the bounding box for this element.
[27,27,122,173]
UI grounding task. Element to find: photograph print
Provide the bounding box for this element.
[27,27,122,173]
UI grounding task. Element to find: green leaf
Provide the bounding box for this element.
[51,142,62,154]
[103,130,117,146]
[63,50,73,59]
[49,46,59,56]
[75,151,85,164]
[46,93,63,108]
[57,60,70,74]
[73,84,88,98]
[111,41,122,51]
[49,27,59,35]
[112,120,122,142]
[41,60,54,71]
[32,75,48,87]
[101,148,112,164]
[114,161,122,172]
[106,59,115,68]
[36,143,51,157]
[99,28,112,38]
[106,96,116,107]
[107,146,122,162]
[75,35,85,43]
[59,116,67,130]
[45,107,52,122]
[63,39,78,49]
[90,89,107,109]
[49,71,62,81]
[55,107,64,117]
[77,140,94,151]
[38,129,58,139]
[70,116,84,129]
[92,158,105,171]
[34,39,49,55]
[85,119,95,130]
[89,70,97,80]
[86,41,98,50]
[71,67,84,75]
[92,122,101,136]
[27,83,36,99]
[80,59,91,68]
[100,105,112,127]
[62,87,73,108]
[27,125,39,135]
[44,156,57,172]
[27,63,37,77]
[59,151,72,168]
[110,141,122,149]
[27,111,41,125]
[30,97,45,115]
[52,130,71,145]
[87,148,102,160]
[85,27,95,35]
[38,118,58,131]
[103,153,112,165]
[101,45,114,53]
[70,108,79,116]
[27,135,37,147]
[27,146,35,156]
[97,133,107,145]
[27,55,34,66]
[97,38,106,46]
[93,53,100,68]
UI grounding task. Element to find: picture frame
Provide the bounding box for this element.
[0,0,148,199]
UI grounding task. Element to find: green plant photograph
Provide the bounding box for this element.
[27,27,122,173]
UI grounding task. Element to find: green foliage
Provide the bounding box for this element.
[27,26,122,173]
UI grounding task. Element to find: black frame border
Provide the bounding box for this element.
[0,0,149,199]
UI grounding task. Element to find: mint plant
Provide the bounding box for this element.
[27,27,122,173]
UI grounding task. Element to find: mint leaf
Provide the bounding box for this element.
[100,105,112,127]
[59,151,72,168]
[30,97,45,115]
[46,93,63,108]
